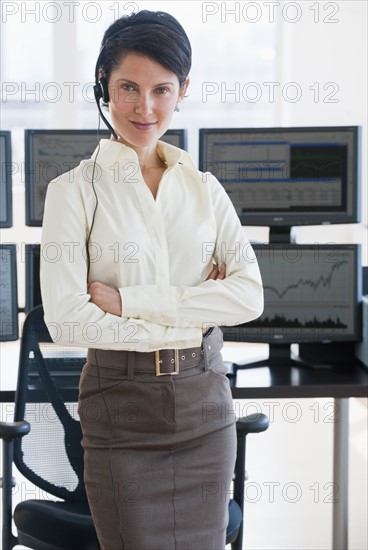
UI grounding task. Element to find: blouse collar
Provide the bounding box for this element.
[91,138,197,173]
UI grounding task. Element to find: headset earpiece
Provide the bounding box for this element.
[99,76,110,104]
[94,76,109,104]
[93,83,102,101]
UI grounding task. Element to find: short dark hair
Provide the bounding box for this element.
[97,10,192,88]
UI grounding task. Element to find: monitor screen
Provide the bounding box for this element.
[25,128,188,226]
[199,127,361,231]
[222,244,362,344]
[0,244,18,341]
[25,243,41,313]
[0,131,13,228]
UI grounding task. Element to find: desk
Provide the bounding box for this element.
[227,360,368,550]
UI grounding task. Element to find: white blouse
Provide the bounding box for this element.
[40,139,263,351]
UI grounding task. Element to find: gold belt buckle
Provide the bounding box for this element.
[155,350,180,376]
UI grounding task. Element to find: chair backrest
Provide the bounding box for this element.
[13,305,87,502]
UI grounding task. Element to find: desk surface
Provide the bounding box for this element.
[1,362,367,403]
[229,361,368,399]
[1,341,368,402]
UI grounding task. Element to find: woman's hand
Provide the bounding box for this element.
[88,281,122,316]
[206,263,226,282]
[202,263,226,333]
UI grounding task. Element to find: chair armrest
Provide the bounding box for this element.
[236,413,269,435]
[0,421,31,441]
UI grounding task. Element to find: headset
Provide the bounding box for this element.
[87,28,129,277]
[93,32,121,141]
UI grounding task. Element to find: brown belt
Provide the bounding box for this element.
[87,344,208,376]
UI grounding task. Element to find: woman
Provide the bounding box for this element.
[40,10,263,550]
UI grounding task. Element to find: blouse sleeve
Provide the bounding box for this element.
[40,175,202,350]
[120,173,264,328]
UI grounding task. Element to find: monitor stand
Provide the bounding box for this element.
[231,344,315,370]
[269,226,293,243]
[227,343,337,385]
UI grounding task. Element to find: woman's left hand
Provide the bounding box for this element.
[88,281,122,316]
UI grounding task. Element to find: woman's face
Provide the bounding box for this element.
[107,52,189,149]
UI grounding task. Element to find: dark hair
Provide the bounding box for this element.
[97,10,192,88]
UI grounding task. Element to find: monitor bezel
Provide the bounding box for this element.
[0,243,19,342]
[0,130,13,228]
[25,243,41,314]
[222,243,362,344]
[199,126,361,227]
[25,128,189,226]
[160,129,188,150]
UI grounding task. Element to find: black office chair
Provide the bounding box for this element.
[1,305,269,550]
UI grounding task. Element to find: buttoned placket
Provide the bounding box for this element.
[133,169,172,287]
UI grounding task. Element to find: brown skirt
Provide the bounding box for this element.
[78,329,237,550]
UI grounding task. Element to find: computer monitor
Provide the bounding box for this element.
[25,128,188,226]
[160,129,188,150]
[222,244,362,366]
[199,127,361,240]
[25,129,110,226]
[25,243,41,313]
[363,266,368,296]
[0,244,18,341]
[0,131,13,228]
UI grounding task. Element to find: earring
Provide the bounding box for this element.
[174,105,180,112]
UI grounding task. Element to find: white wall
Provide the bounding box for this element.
[275,0,367,251]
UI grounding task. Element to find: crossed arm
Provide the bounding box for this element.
[88,263,227,332]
